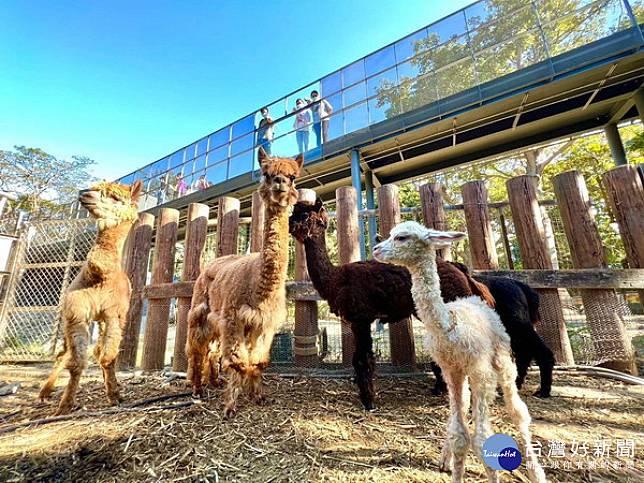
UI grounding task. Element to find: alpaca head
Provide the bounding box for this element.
[373,221,465,268]
[80,180,143,231]
[258,147,304,208]
[289,197,328,242]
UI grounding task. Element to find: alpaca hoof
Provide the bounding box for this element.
[38,388,53,401]
[54,402,74,416]
[223,405,236,418]
[108,395,123,406]
[438,458,451,473]
[362,401,377,412]
[192,386,204,399]
[533,388,550,398]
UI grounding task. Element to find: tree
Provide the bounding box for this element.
[0,146,97,219]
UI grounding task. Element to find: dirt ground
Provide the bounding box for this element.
[0,364,642,483]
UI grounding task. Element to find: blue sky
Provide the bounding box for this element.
[0,0,473,181]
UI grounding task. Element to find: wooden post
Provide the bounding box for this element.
[377,184,416,369]
[506,175,574,365]
[250,191,265,253]
[602,165,644,305]
[173,203,209,371]
[553,171,637,374]
[461,181,499,269]
[293,189,320,368]
[420,182,450,260]
[217,196,240,256]
[142,208,179,371]
[336,187,359,366]
[120,212,155,369]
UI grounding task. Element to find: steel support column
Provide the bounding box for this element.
[604,123,628,166]
[350,149,366,260]
[633,89,644,125]
[364,170,377,256]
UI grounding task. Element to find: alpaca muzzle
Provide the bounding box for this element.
[79,191,100,208]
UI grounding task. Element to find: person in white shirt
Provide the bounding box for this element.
[293,98,312,154]
[310,89,333,147]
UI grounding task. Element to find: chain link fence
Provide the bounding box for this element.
[0,218,96,361]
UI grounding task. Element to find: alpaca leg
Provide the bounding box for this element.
[248,326,277,404]
[514,351,531,390]
[496,351,547,483]
[529,331,554,398]
[55,322,90,415]
[439,369,470,483]
[220,320,248,417]
[39,343,68,400]
[351,320,377,411]
[185,305,214,397]
[201,342,221,388]
[98,318,123,405]
[470,379,499,483]
[430,361,448,396]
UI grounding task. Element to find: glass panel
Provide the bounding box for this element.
[397,58,422,83]
[270,130,298,159]
[468,4,536,51]
[206,161,227,186]
[632,0,644,23]
[368,91,400,123]
[321,70,342,96]
[365,45,396,76]
[184,143,196,161]
[197,138,208,156]
[207,145,228,165]
[475,29,547,83]
[367,66,398,98]
[230,132,255,156]
[231,114,255,139]
[344,102,369,133]
[174,169,190,198]
[394,28,429,63]
[419,34,469,71]
[534,0,599,24]
[170,149,185,168]
[120,173,134,185]
[465,0,525,31]
[409,74,439,110]
[427,11,467,45]
[191,170,211,191]
[209,127,230,149]
[343,81,367,108]
[542,0,630,57]
[435,57,477,98]
[193,154,206,172]
[342,59,365,88]
[228,150,253,178]
[325,110,344,142]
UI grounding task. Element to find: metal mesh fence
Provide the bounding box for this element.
[0,218,96,361]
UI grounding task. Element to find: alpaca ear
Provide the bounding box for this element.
[130,180,143,201]
[258,146,270,168]
[424,230,466,244]
[294,153,304,174]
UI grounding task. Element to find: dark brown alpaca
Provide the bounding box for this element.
[39,180,143,415]
[289,198,494,410]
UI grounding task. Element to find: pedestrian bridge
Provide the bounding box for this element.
[115,0,644,215]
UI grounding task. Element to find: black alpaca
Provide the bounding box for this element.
[288,199,494,410]
[431,271,554,398]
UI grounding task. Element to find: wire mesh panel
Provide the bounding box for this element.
[0,218,96,361]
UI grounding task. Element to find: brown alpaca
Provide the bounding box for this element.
[186,148,302,416]
[39,180,143,415]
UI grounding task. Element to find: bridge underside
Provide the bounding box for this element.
[153,34,644,218]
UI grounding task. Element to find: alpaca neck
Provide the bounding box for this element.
[303,234,337,301]
[257,204,290,301]
[407,251,453,336]
[87,221,133,278]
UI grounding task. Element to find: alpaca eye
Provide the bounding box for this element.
[288,175,296,182]
[394,235,408,242]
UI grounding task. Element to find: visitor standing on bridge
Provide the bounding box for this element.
[256,107,274,156]
[310,90,333,147]
[293,98,311,154]
[175,173,188,197]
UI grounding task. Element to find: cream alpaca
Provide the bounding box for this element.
[186,148,302,417]
[40,180,143,415]
[374,221,546,483]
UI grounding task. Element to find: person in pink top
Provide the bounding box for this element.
[293,98,312,154]
[176,173,188,197]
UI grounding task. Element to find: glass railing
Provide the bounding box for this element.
[117,0,643,211]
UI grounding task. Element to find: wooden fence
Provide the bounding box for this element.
[119,166,644,375]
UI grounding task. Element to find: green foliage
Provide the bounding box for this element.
[0,146,97,219]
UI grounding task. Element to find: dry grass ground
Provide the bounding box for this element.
[0,364,642,482]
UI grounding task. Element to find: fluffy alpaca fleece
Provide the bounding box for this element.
[39,180,143,415]
[288,199,495,410]
[186,148,303,416]
[374,221,546,483]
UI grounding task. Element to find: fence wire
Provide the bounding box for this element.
[0,218,96,361]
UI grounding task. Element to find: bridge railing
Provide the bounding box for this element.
[118,0,644,212]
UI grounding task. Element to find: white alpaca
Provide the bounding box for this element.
[373,221,546,483]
